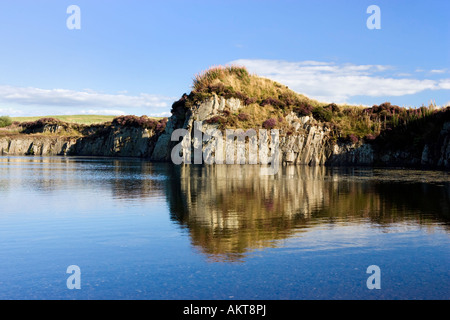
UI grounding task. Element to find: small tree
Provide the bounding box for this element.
[0,116,12,128]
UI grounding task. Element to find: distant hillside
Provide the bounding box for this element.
[11,115,119,125]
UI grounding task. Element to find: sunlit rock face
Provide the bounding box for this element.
[0,126,159,157]
[0,136,77,156]
[150,95,450,169]
[0,94,448,169]
[165,165,450,262]
[151,95,337,166]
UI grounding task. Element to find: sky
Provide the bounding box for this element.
[0,0,449,117]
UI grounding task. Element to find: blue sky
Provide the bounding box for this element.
[0,0,448,116]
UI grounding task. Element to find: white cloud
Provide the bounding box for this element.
[430,69,447,74]
[394,73,412,77]
[148,111,172,117]
[0,85,175,109]
[438,79,450,90]
[229,59,450,103]
[0,107,25,116]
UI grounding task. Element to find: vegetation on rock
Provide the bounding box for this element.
[171,65,449,146]
[112,115,168,132]
[0,116,12,128]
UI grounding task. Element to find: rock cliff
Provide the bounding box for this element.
[1,95,449,170]
[0,123,159,158]
[150,94,450,169]
[1,94,449,170]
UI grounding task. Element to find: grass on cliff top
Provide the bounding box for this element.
[0,115,168,138]
[12,115,119,125]
[192,65,322,108]
[12,115,164,125]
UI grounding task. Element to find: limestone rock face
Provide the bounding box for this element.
[1,97,449,170]
[193,95,241,121]
[0,136,77,156]
[421,121,450,168]
[148,97,450,170]
[150,97,337,166]
[0,126,158,158]
[72,126,156,157]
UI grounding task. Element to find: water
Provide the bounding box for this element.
[0,156,448,300]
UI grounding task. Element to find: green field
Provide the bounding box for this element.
[11,115,144,125]
[12,115,164,125]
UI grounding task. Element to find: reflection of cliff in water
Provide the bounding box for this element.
[166,165,450,262]
[0,157,168,200]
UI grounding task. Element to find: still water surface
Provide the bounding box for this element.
[0,156,449,299]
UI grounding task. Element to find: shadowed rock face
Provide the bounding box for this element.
[1,95,449,169]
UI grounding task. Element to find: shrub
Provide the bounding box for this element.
[262,118,277,129]
[293,102,313,116]
[156,118,168,133]
[0,116,12,128]
[112,115,164,130]
[204,115,230,130]
[205,115,225,125]
[325,103,339,112]
[347,134,359,144]
[244,97,258,105]
[221,109,231,117]
[171,94,188,113]
[193,65,250,92]
[191,81,251,103]
[260,97,286,109]
[312,107,333,122]
[233,91,248,101]
[364,133,377,141]
[21,118,63,130]
[237,113,250,121]
[278,92,302,107]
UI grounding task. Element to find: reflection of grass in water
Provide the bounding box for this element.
[327,168,450,184]
[372,169,450,184]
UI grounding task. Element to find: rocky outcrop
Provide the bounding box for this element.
[328,143,374,166]
[420,121,450,168]
[1,94,449,170]
[0,126,159,157]
[71,126,158,157]
[0,136,76,156]
[150,94,450,169]
[151,94,335,166]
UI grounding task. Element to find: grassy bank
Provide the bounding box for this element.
[11,115,119,125]
[0,115,168,138]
